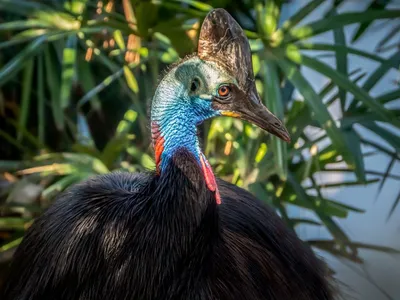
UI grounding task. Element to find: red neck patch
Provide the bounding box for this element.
[199,153,221,205]
[151,121,221,205]
[151,122,164,175]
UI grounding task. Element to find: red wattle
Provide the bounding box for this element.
[200,153,221,205]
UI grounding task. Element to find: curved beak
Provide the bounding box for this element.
[218,88,291,143]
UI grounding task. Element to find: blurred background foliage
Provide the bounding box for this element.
[0,0,399,285]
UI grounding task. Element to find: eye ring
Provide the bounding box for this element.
[218,85,231,97]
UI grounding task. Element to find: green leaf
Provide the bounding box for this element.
[361,138,399,159]
[263,61,287,180]
[342,129,365,182]
[299,55,400,128]
[7,118,44,150]
[322,167,400,181]
[60,35,77,109]
[375,155,396,201]
[0,0,53,16]
[309,239,400,255]
[42,174,85,200]
[351,0,391,43]
[285,100,312,142]
[308,239,363,263]
[17,59,34,141]
[277,57,356,171]
[362,122,400,152]
[37,55,45,144]
[135,1,158,38]
[332,9,347,111]
[100,135,131,169]
[376,24,400,52]
[44,44,63,131]
[387,189,400,221]
[362,49,400,92]
[0,36,46,87]
[169,0,212,12]
[113,30,126,50]
[297,43,388,64]
[0,217,31,230]
[286,10,400,43]
[262,0,281,37]
[123,66,139,94]
[77,67,124,108]
[281,0,324,32]
[290,218,321,228]
[286,172,351,242]
[325,71,366,107]
[281,79,295,104]
[376,88,400,105]
[0,20,49,31]
[348,50,400,111]
[76,59,101,111]
[324,199,366,214]
[0,237,23,253]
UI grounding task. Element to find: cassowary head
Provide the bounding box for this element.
[151,9,290,173]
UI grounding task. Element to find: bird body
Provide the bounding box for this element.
[1,156,333,300]
[1,9,335,300]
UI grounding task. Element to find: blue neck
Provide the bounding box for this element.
[151,77,218,173]
[153,102,202,171]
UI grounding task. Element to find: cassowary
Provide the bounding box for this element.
[1,9,336,300]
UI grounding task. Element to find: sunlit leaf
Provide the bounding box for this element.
[60,35,77,109]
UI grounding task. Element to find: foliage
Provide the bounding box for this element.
[0,0,399,275]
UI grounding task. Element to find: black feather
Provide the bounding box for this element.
[1,149,336,300]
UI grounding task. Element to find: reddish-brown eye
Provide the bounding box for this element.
[218,85,231,97]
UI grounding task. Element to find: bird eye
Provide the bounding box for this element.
[218,85,231,97]
[191,78,200,92]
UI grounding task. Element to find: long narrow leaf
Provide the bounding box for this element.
[362,122,400,152]
[287,172,350,242]
[277,57,357,172]
[0,36,46,87]
[281,0,324,31]
[298,43,387,64]
[17,59,34,141]
[351,0,391,43]
[0,20,49,31]
[330,9,348,111]
[44,44,63,130]
[348,50,400,111]
[376,88,400,105]
[300,55,400,128]
[387,189,400,221]
[375,155,396,201]
[37,55,45,143]
[60,35,77,109]
[263,61,287,180]
[286,10,400,43]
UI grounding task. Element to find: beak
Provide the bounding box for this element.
[219,88,291,143]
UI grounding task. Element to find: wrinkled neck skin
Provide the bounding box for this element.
[151,64,221,204]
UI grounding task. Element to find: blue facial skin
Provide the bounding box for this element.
[151,56,233,172]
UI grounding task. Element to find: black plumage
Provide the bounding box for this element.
[1,150,334,300]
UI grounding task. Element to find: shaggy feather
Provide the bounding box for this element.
[1,150,335,300]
